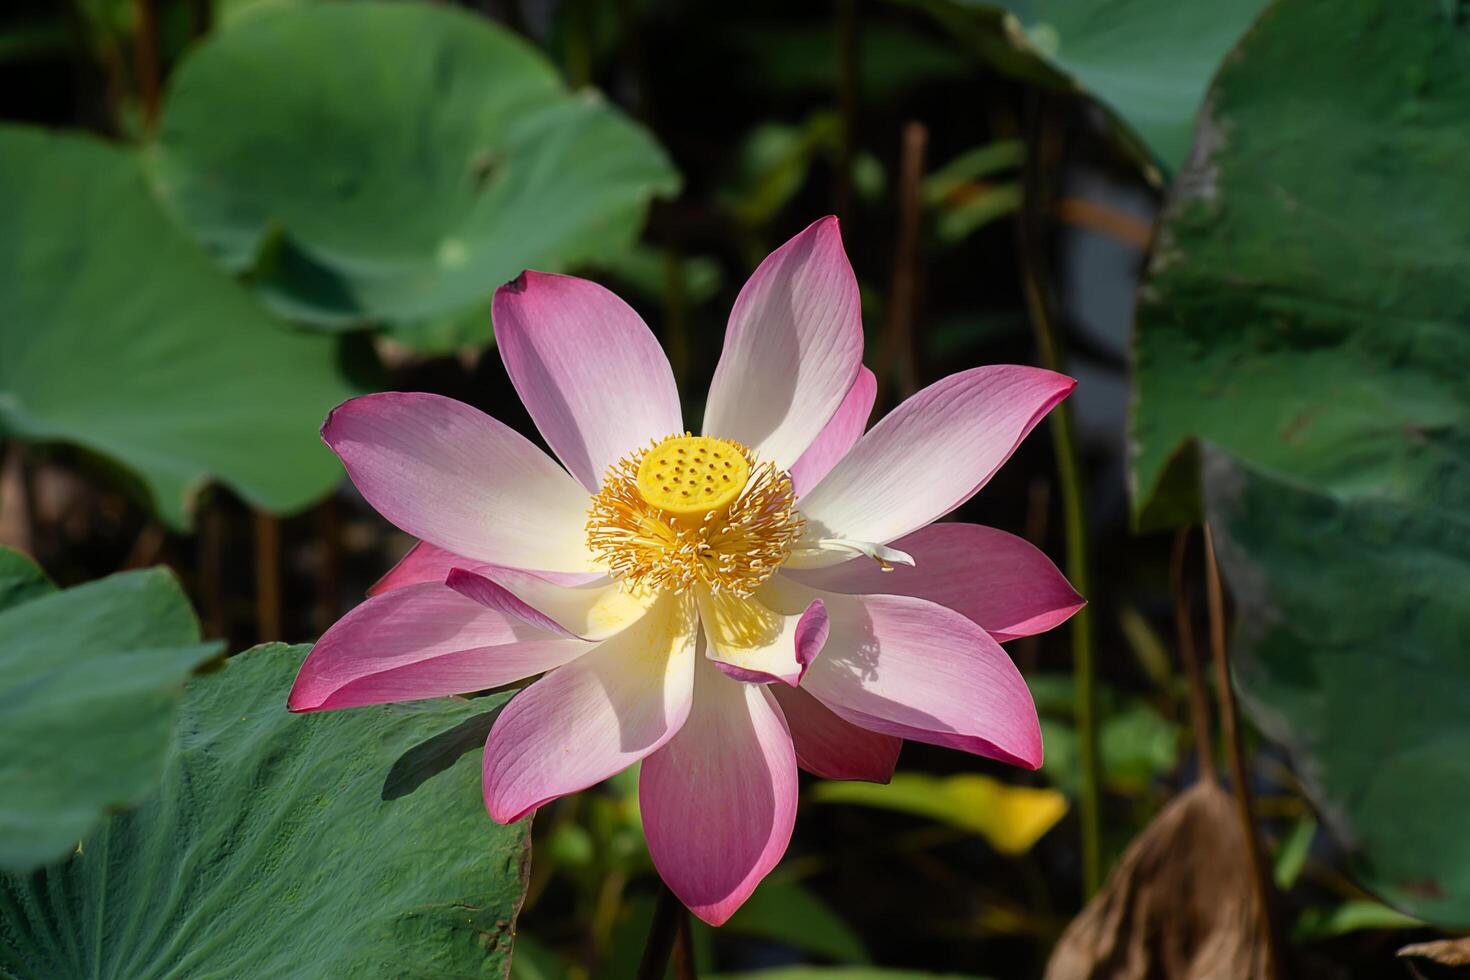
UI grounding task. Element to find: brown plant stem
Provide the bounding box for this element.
[881,120,927,400]
[637,883,695,980]
[254,511,281,643]
[1017,93,1101,898]
[197,501,224,638]
[121,521,166,571]
[1203,523,1285,980]
[672,910,697,980]
[1170,526,1216,784]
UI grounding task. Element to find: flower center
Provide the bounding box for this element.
[634,435,750,515]
[586,433,803,596]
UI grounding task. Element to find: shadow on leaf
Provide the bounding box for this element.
[382,706,503,801]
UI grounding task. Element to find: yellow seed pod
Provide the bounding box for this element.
[635,435,750,515]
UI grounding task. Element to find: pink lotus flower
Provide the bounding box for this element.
[289,217,1081,925]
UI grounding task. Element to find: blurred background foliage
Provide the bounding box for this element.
[1,0,1468,977]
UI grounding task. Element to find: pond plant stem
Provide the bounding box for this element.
[1203,523,1285,980]
[882,120,927,401]
[1171,527,1216,784]
[1017,94,1102,898]
[197,501,224,638]
[254,510,281,643]
[637,883,696,980]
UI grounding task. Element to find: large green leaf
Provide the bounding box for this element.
[149,1,680,329]
[1130,0,1470,927]
[0,557,221,870]
[903,0,1267,173]
[1130,0,1470,528]
[0,126,361,529]
[1207,453,1470,927]
[0,643,531,977]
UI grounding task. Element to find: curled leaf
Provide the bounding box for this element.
[1398,938,1470,968]
[1045,782,1269,979]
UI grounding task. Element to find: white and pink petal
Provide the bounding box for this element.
[288,583,589,712]
[695,584,828,687]
[482,592,698,824]
[790,366,1074,567]
[448,567,654,641]
[785,523,1083,642]
[789,365,876,497]
[323,392,596,573]
[493,272,682,492]
[640,656,798,926]
[701,217,864,471]
[794,585,1043,769]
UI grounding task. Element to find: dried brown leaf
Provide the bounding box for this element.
[1399,938,1470,967]
[1045,782,1270,980]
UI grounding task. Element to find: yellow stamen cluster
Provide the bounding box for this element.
[587,434,803,596]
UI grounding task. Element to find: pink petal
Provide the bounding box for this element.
[701,217,863,470]
[448,567,653,641]
[323,392,595,573]
[696,585,828,687]
[482,593,697,823]
[785,523,1083,642]
[369,541,470,596]
[790,366,1074,567]
[640,657,797,926]
[796,587,1043,769]
[288,584,589,712]
[493,272,682,491]
[768,685,901,783]
[789,366,876,497]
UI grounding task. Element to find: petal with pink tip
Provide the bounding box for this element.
[768,684,901,783]
[448,567,654,641]
[702,217,863,470]
[640,657,797,926]
[323,392,596,573]
[789,366,876,497]
[785,523,1083,642]
[695,584,827,687]
[288,584,590,712]
[789,366,1074,568]
[494,272,682,491]
[482,592,697,823]
[369,540,472,596]
[795,586,1043,769]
